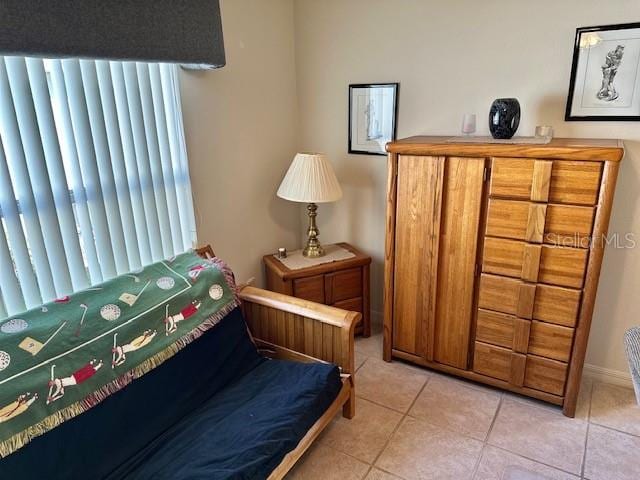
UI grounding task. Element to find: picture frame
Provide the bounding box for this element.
[565,22,640,121]
[349,83,399,155]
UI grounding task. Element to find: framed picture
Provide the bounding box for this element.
[566,22,640,121]
[349,83,399,155]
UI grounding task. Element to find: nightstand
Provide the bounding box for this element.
[263,242,371,336]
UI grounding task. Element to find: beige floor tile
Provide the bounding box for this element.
[590,382,640,436]
[376,416,483,480]
[409,374,501,440]
[500,378,591,420]
[474,445,579,480]
[365,468,403,480]
[488,399,587,474]
[356,357,430,412]
[285,444,369,480]
[356,332,383,358]
[355,350,368,371]
[501,390,564,415]
[319,398,403,463]
[584,424,640,480]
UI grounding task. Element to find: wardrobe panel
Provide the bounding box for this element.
[433,156,484,368]
[392,155,444,357]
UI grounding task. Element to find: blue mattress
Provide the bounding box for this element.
[107,359,342,480]
[1,307,342,479]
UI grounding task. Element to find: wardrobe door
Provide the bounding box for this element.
[433,157,485,368]
[393,155,444,358]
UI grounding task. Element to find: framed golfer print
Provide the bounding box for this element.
[349,83,399,155]
[566,22,640,121]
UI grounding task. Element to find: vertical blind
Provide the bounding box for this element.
[0,57,197,319]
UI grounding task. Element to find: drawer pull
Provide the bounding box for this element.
[521,244,542,282]
[525,204,547,243]
[510,352,527,387]
[516,283,536,319]
[513,318,531,353]
[530,160,553,202]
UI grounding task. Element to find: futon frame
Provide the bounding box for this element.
[197,245,357,479]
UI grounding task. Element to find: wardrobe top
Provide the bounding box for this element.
[386,136,624,162]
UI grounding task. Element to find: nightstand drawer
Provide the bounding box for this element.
[332,297,364,327]
[333,297,363,326]
[293,275,325,303]
[325,268,362,304]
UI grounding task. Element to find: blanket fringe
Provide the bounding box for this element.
[0,298,239,459]
[208,257,240,301]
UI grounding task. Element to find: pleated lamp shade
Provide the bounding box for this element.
[277,153,343,203]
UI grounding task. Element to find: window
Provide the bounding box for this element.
[0,57,196,318]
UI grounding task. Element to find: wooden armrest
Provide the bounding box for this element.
[239,286,358,374]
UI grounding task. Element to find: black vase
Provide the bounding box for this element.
[489,98,520,139]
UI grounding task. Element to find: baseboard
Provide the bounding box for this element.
[583,363,633,389]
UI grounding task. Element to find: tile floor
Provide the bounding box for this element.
[285,328,640,480]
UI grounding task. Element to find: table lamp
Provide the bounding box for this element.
[277,153,342,257]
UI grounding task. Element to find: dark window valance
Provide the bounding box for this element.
[0,0,225,69]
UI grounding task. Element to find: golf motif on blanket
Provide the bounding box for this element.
[0,251,238,458]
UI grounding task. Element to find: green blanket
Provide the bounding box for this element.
[0,251,238,457]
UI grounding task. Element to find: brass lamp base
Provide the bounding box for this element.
[303,203,325,257]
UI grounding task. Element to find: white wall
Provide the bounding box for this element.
[293,0,640,375]
[180,0,301,286]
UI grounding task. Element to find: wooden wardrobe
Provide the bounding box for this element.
[383,136,624,417]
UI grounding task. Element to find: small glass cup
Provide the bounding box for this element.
[461,114,477,135]
[535,125,553,139]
